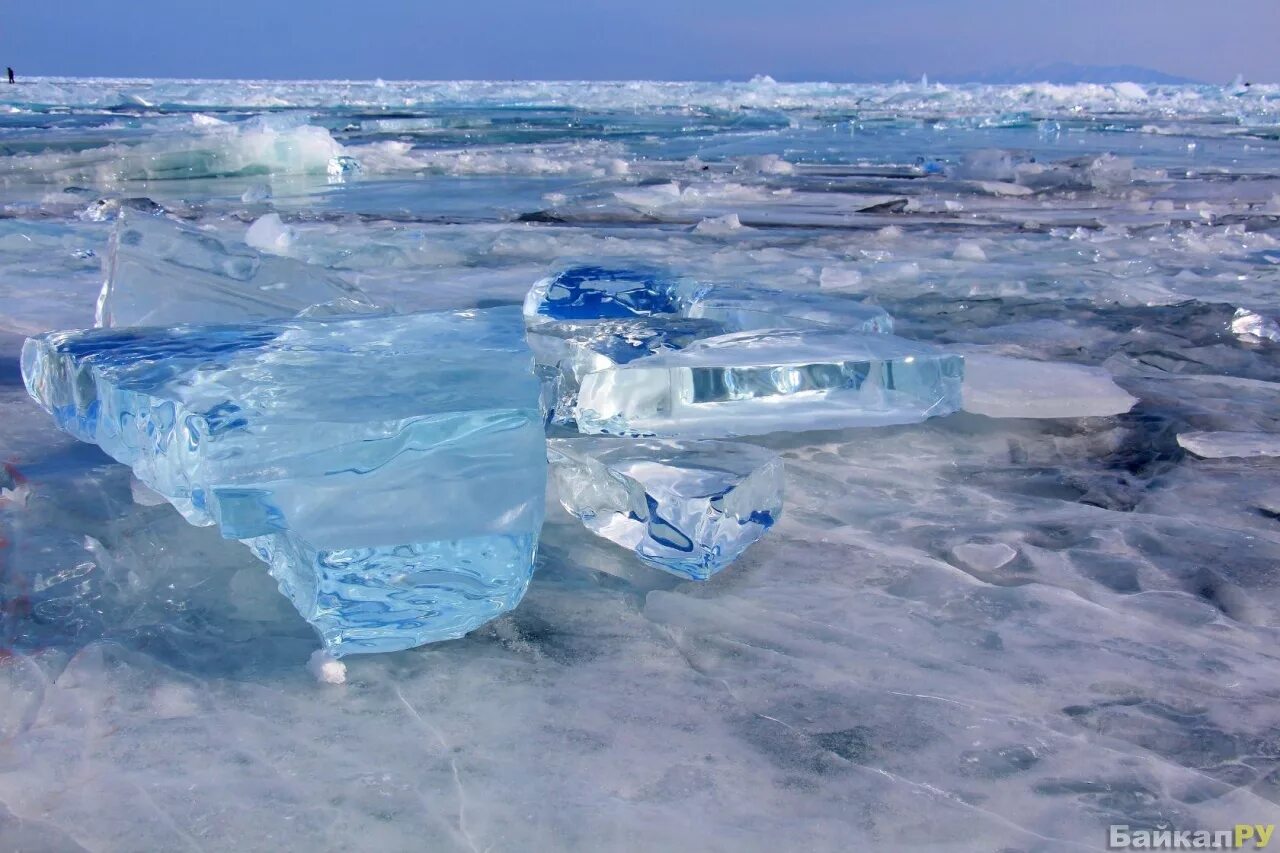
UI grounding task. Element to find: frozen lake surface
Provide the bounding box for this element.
[3,77,1280,851]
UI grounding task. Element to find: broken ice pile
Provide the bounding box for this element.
[549,438,784,580]
[524,264,961,437]
[22,306,547,655]
[96,214,385,328]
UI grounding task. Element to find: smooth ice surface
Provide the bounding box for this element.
[96,214,384,327]
[961,353,1138,419]
[1177,431,1280,459]
[6,77,1280,851]
[576,329,964,438]
[548,438,784,580]
[21,307,547,654]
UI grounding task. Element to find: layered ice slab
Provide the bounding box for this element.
[525,264,895,427]
[575,329,964,438]
[548,438,783,580]
[529,317,730,426]
[96,214,385,328]
[22,306,547,655]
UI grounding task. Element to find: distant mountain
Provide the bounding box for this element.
[953,62,1202,85]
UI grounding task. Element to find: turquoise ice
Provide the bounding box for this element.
[22,306,546,655]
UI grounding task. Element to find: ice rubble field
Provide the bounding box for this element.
[2,77,1280,850]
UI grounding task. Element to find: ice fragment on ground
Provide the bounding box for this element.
[241,183,271,203]
[1231,308,1280,343]
[308,650,347,684]
[952,240,988,262]
[96,214,385,327]
[576,329,963,438]
[692,213,745,234]
[548,437,783,580]
[1177,431,1280,459]
[952,543,1017,572]
[961,354,1137,419]
[21,306,547,655]
[244,213,292,255]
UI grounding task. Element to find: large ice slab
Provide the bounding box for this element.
[96,214,385,328]
[1177,431,1280,459]
[22,306,546,655]
[524,264,896,427]
[575,329,964,438]
[548,437,783,580]
[961,354,1137,419]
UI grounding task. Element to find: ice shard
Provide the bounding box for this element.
[548,438,783,580]
[96,214,385,328]
[575,329,964,438]
[22,306,546,655]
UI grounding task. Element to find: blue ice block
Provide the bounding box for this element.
[548,437,784,580]
[22,306,546,655]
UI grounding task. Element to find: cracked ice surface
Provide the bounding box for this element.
[3,78,1280,851]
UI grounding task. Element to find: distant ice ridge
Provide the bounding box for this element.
[549,438,783,580]
[524,264,899,429]
[97,214,386,327]
[0,114,350,183]
[21,307,547,655]
[8,77,1275,121]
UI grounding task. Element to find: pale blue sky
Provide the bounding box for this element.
[2,0,1275,82]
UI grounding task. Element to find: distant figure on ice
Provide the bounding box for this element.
[6,68,13,85]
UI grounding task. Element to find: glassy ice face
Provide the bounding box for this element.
[548,437,784,580]
[528,316,730,426]
[96,214,385,328]
[575,329,964,438]
[22,306,546,655]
